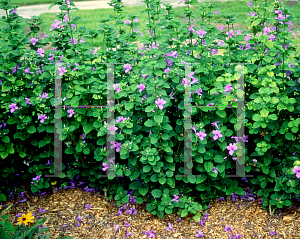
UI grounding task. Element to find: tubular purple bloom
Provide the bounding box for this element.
[195,229,206,237]
[224,225,233,232]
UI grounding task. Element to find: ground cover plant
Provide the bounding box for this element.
[1,0,300,237]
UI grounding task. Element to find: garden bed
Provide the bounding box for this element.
[2,176,300,239]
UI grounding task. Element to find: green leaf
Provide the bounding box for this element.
[154,70,162,76]
[154,115,163,125]
[193,213,201,223]
[188,176,196,184]
[146,203,156,212]
[64,147,74,154]
[285,133,293,141]
[0,193,7,201]
[38,140,47,148]
[15,80,24,86]
[138,187,149,196]
[268,114,278,121]
[265,40,274,49]
[217,141,227,151]
[83,123,94,134]
[260,108,269,118]
[125,102,134,110]
[122,195,129,203]
[180,209,188,217]
[158,177,166,185]
[214,154,225,163]
[144,119,154,127]
[196,184,206,191]
[48,2,56,9]
[151,189,162,198]
[27,126,36,134]
[1,136,10,144]
[166,170,174,177]
[143,165,151,173]
[235,187,244,196]
[252,19,261,27]
[204,161,214,173]
[261,181,267,188]
[135,197,143,204]
[7,117,17,124]
[253,114,262,121]
[145,106,154,112]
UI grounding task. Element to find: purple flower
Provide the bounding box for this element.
[115,209,123,216]
[171,195,179,202]
[270,230,278,236]
[126,230,134,238]
[227,143,238,156]
[196,29,207,38]
[213,9,220,14]
[196,131,207,141]
[224,225,233,232]
[11,8,17,14]
[143,230,155,238]
[247,0,254,7]
[45,160,51,166]
[236,29,243,35]
[24,67,32,74]
[263,26,272,35]
[41,32,49,39]
[126,206,137,215]
[124,63,132,73]
[155,98,167,110]
[211,121,219,130]
[212,167,218,174]
[211,48,218,55]
[124,20,131,24]
[36,48,45,57]
[38,207,46,213]
[166,222,175,231]
[67,109,75,117]
[224,83,233,93]
[58,66,67,76]
[212,130,223,140]
[292,166,300,179]
[8,103,18,113]
[123,221,131,227]
[102,163,108,172]
[227,30,235,38]
[217,25,224,31]
[188,25,195,33]
[114,224,120,232]
[38,114,47,123]
[196,229,206,237]
[137,83,146,92]
[76,214,83,222]
[107,124,118,135]
[85,204,92,210]
[32,175,41,182]
[248,12,256,17]
[30,37,38,45]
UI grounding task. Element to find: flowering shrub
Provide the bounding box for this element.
[0,0,300,223]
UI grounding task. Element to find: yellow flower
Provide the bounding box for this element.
[51,181,57,186]
[18,211,34,226]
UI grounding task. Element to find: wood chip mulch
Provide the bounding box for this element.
[3,183,300,239]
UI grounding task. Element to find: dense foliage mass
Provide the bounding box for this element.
[0,0,300,227]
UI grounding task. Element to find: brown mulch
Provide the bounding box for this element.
[2,183,300,239]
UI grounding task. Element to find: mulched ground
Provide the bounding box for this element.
[2,178,300,239]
